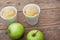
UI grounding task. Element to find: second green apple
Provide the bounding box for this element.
[27,30,44,40]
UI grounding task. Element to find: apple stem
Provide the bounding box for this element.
[8,29,10,33]
[32,31,38,37]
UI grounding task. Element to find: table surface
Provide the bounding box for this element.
[0,0,60,40]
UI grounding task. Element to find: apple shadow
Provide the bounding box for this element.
[19,33,25,40]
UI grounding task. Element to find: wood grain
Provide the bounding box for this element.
[0,0,60,11]
[0,9,60,40]
[0,0,60,40]
[0,9,60,29]
[0,26,60,40]
[17,9,60,27]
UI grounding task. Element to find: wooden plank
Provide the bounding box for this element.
[0,26,60,40]
[0,17,8,30]
[0,0,60,11]
[0,0,60,40]
[13,9,60,28]
[0,9,60,29]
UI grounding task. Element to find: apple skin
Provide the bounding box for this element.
[27,30,44,40]
[8,23,24,39]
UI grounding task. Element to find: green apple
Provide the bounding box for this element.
[8,23,24,39]
[27,30,44,40]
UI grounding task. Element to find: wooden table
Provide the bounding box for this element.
[0,0,60,40]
